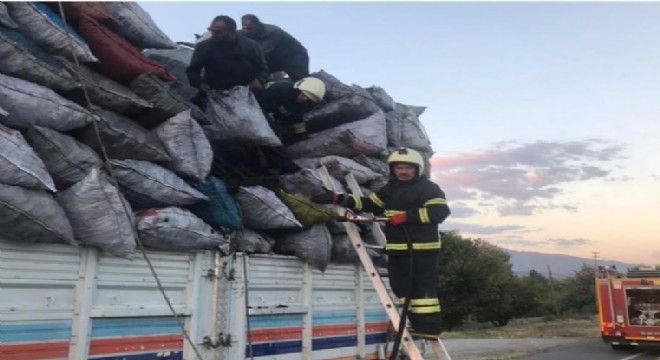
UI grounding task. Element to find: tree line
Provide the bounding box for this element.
[436,231,603,331]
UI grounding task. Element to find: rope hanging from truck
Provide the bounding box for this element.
[55,3,207,359]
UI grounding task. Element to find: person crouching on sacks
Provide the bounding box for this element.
[256,77,326,144]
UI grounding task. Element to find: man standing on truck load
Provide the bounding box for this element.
[311,147,450,337]
[186,15,269,103]
[240,14,310,82]
[256,77,326,144]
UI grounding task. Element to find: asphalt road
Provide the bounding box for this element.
[440,338,582,359]
[521,339,660,360]
[427,338,660,360]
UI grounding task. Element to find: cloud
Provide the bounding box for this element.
[484,237,594,249]
[491,238,544,247]
[497,201,578,217]
[544,238,593,248]
[431,140,625,216]
[447,202,480,218]
[441,222,528,235]
[604,175,632,182]
[441,187,479,201]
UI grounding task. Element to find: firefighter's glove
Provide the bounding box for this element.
[310,188,344,205]
[388,213,407,226]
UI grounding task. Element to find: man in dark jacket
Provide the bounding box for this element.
[240,14,310,82]
[256,77,326,144]
[186,15,269,94]
[312,148,451,337]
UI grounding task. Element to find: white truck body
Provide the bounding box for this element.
[0,239,391,360]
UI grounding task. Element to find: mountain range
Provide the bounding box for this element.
[504,249,638,278]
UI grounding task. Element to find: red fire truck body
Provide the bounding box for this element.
[596,267,660,349]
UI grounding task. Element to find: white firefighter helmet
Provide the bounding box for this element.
[387,147,424,175]
[294,77,326,102]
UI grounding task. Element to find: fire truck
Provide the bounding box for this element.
[595,265,660,350]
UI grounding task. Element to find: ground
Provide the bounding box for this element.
[442,317,599,339]
[436,317,600,360]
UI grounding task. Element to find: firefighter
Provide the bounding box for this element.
[240,14,310,82]
[311,148,450,337]
[186,15,269,98]
[256,77,326,144]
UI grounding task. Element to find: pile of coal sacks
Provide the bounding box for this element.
[0,2,433,271]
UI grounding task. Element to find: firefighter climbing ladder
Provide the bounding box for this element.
[318,166,452,360]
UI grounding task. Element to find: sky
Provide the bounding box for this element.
[141,2,660,265]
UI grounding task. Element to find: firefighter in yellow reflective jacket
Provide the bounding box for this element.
[311,148,450,336]
[256,77,326,144]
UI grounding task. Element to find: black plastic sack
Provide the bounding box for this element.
[367,86,395,112]
[143,46,197,101]
[309,70,353,101]
[77,106,170,163]
[302,94,381,135]
[203,86,281,146]
[386,103,432,153]
[25,126,102,190]
[103,2,177,49]
[154,110,212,181]
[0,27,79,91]
[0,182,76,245]
[0,73,93,132]
[129,72,191,128]
[0,3,18,28]
[287,111,387,159]
[331,234,381,264]
[6,2,97,62]
[56,168,135,257]
[235,228,275,254]
[136,207,230,253]
[274,224,332,271]
[58,57,152,115]
[110,159,208,209]
[0,124,56,192]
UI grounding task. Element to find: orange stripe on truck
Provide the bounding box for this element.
[0,341,69,360]
[89,334,183,356]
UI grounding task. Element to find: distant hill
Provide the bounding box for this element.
[503,249,637,278]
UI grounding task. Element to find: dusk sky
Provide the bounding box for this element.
[141,2,659,265]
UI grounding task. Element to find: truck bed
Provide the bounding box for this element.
[0,239,391,360]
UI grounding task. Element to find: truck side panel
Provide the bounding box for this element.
[0,239,216,360]
[221,254,389,360]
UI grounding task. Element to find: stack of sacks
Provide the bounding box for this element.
[274,70,433,266]
[0,2,436,271]
[147,44,435,268]
[0,2,229,256]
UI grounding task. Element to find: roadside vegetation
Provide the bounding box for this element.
[438,231,604,332]
[441,317,599,339]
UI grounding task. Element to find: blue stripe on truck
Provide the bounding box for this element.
[0,321,72,342]
[312,310,357,325]
[248,314,303,328]
[91,351,183,360]
[366,332,387,344]
[246,335,364,357]
[312,335,358,350]
[91,317,181,337]
[365,309,388,322]
[246,340,302,357]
